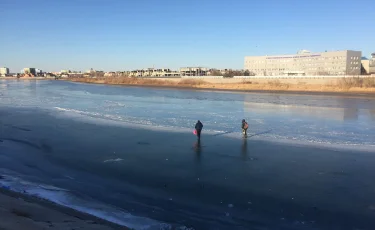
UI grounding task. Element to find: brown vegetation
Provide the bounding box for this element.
[178,79,206,86]
[70,77,207,87]
[67,76,375,94]
[336,77,375,90]
[267,80,290,89]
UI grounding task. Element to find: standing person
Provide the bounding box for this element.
[195,120,203,139]
[242,119,248,137]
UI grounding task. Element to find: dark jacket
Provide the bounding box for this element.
[195,121,203,130]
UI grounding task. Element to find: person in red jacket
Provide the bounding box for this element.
[195,120,203,139]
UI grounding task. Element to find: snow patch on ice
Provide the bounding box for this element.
[103,158,123,163]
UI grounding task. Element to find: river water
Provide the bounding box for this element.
[1,80,375,148]
[1,80,375,230]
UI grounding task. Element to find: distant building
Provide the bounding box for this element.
[128,68,180,77]
[370,53,375,74]
[219,69,229,75]
[86,68,97,74]
[0,67,9,76]
[36,69,43,75]
[361,57,370,74]
[244,50,362,76]
[180,67,208,76]
[104,72,116,77]
[23,68,36,76]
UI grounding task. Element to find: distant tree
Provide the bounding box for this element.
[224,70,243,78]
[244,70,250,76]
[95,72,105,78]
[224,70,244,78]
[247,71,256,76]
[223,70,234,78]
[233,70,244,76]
[210,69,222,76]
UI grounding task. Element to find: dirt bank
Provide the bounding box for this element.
[66,77,375,95]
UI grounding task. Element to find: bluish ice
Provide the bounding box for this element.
[1,79,375,148]
[1,79,375,230]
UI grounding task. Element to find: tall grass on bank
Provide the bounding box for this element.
[267,80,290,89]
[177,79,206,86]
[68,76,375,92]
[69,77,207,87]
[336,77,375,90]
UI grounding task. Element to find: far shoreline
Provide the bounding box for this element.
[63,78,375,98]
[0,77,55,80]
[3,76,375,98]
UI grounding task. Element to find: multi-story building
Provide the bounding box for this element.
[36,69,43,75]
[361,57,370,74]
[0,67,9,76]
[370,53,375,74]
[244,50,362,76]
[23,68,36,76]
[180,67,208,76]
[129,68,180,77]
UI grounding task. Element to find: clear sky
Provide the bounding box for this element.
[1,0,374,72]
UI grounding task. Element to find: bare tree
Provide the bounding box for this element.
[224,70,243,78]
[209,69,222,76]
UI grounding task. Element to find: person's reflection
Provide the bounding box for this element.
[193,139,202,162]
[241,137,248,160]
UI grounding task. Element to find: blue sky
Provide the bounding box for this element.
[0,0,374,72]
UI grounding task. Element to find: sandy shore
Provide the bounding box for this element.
[0,188,125,230]
[66,77,375,95]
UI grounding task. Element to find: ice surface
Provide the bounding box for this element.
[0,172,192,230]
[1,80,375,150]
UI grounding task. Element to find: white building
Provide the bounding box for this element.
[244,50,362,76]
[180,67,209,76]
[23,68,37,76]
[361,57,370,74]
[0,67,9,76]
[129,68,180,77]
[370,53,375,74]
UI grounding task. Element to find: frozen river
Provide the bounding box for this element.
[1,80,375,230]
[1,80,375,148]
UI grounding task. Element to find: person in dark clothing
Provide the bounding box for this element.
[242,119,248,137]
[195,120,203,139]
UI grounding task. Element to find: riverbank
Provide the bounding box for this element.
[0,187,124,230]
[67,76,375,95]
[0,77,55,80]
